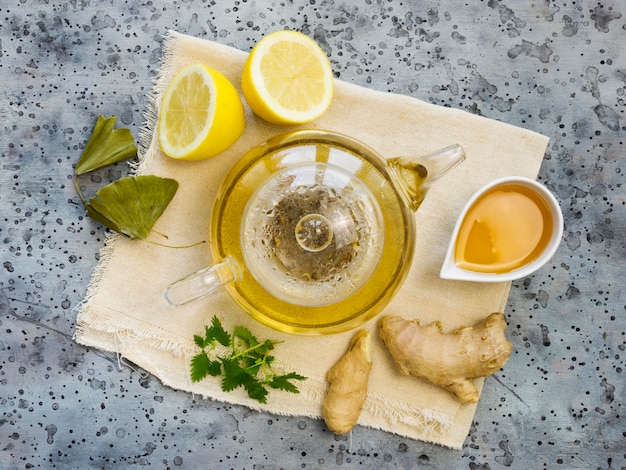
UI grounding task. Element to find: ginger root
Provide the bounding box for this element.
[322,329,372,434]
[379,313,512,403]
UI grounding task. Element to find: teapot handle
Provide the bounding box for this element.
[164,256,242,306]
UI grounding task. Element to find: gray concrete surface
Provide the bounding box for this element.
[1,1,624,468]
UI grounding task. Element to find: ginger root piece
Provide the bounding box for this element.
[322,329,372,434]
[379,313,512,404]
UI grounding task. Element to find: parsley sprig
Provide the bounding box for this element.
[190,316,306,403]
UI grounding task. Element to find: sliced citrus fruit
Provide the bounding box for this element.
[242,30,334,125]
[158,63,245,160]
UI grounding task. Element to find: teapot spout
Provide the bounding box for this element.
[387,144,465,211]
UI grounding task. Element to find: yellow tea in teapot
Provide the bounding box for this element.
[212,140,412,333]
[454,183,553,274]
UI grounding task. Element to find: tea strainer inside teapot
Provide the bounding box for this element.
[241,162,384,306]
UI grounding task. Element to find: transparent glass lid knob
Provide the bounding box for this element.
[241,162,384,306]
[295,213,334,252]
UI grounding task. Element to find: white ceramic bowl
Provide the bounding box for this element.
[440,176,563,282]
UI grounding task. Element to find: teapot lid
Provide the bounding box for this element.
[241,162,384,306]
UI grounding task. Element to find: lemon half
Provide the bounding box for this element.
[158,63,245,160]
[242,30,334,125]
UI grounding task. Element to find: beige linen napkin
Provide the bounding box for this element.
[75,30,549,449]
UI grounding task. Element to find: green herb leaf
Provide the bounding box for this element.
[243,376,269,404]
[221,358,249,392]
[206,360,222,377]
[233,325,258,347]
[193,334,206,349]
[258,339,275,357]
[269,373,307,393]
[76,115,137,175]
[189,319,307,403]
[190,352,212,383]
[244,359,264,378]
[84,175,178,239]
[207,316,231,347]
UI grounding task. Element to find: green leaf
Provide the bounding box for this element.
[193,334,206,349]
[221,358,248,392]
[243,376,269,404]
[84,175,178,239]
[258,339,275,356]
[190,353,212,383]
[206,360,222,377]
[233,325,258,347]
[207,316,230,347]
[189,321,307,404]
[244,360,263,377]
[76,115,137,175]
[269,373,306,394]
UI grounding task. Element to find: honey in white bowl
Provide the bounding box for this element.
[454,183,554,274]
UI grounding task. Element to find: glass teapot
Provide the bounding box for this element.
[165,130,465,335]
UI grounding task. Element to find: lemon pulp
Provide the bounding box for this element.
[242,30,334,125]
[158,63,245,160]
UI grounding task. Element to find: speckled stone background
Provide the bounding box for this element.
[1,1,624,469]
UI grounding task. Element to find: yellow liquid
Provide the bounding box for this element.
[454,183,553,274]
[211,135,413,334]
